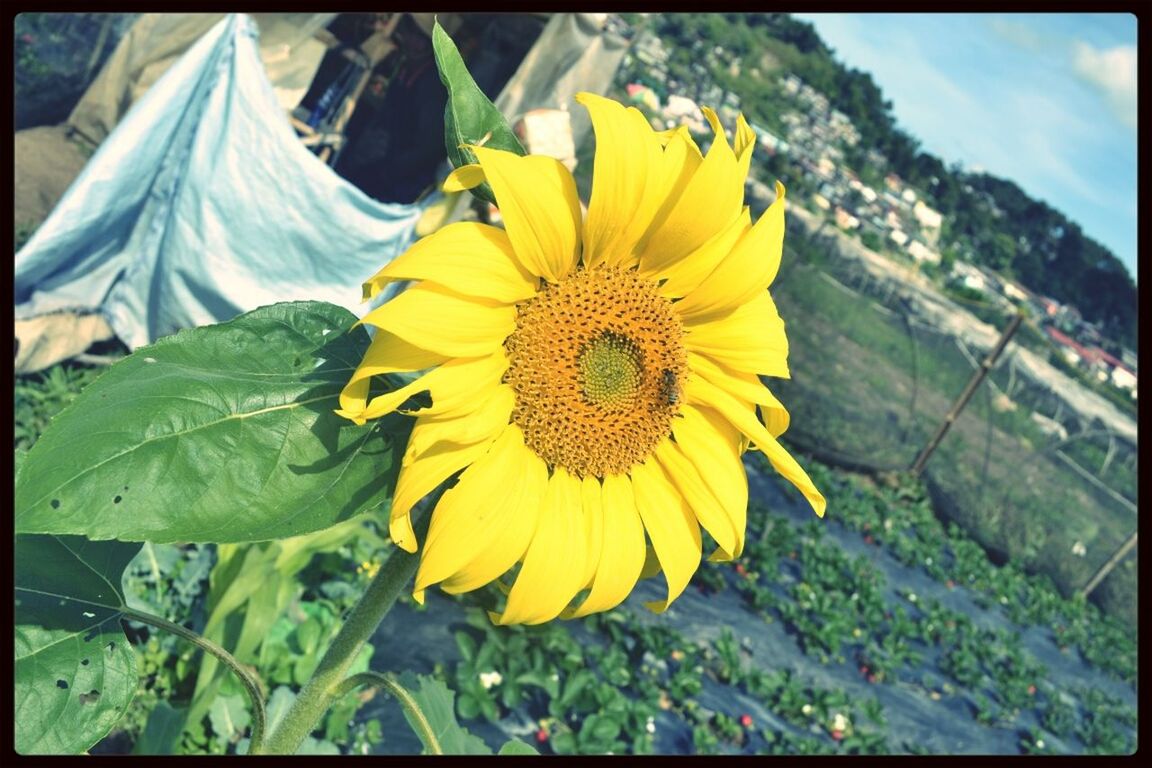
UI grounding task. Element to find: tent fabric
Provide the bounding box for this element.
[441,13,629,225]
[15,14,425,355]
[493,13,629,153]
[67,12,334,146]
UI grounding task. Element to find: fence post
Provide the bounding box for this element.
[1078,531,1137,599]
[910,310,1024,476]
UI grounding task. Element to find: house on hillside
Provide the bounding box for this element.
[907,239,940,265]
[1098,350,1137,393]
[1046,327,1104,373]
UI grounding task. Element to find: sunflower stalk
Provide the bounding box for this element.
[259,507,430,755]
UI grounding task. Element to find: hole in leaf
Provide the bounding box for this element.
[79,690,101,704]
[81,659,90,666]
[106,641,116,653]
[113,495,122,504]
[50,499,60,509]
[83,628,99,642]
[56,680,69,689]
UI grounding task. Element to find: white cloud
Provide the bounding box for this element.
[1071,41,1137,130]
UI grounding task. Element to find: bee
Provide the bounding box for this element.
[658,369,681,407]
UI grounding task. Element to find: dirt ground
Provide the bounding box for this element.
[14,124,92,238]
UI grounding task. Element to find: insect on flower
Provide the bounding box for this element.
[658,368,681,407]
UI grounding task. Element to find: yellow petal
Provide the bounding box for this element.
[413,424,539,591]
[733,113,756,168]
[359,283,515,358]
[576,92,665,269]
[688,351,789,418]
[389,435,496,553]
[443,163,485,192]
[362,222,538,304]
[335,376,371,425]
[631,460,702,613]
[407,384,513,456]
[471,145,581,283]
[403,352,509,419]
[334,331,448,424]
[675,183,786,321]
[672,404,749,559]
[648,206,749,298]
[437,455,546,594]
[653,436,740,561]
[685,353,791,436]
[636,111,746,275]
[633,127,701,253]
[683,291,789,378]
[685,373,825,518]
[577,475,604,590]
[497,466,588,625]
[567,473,646,618]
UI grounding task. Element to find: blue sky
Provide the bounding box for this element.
[792,13,1138,281]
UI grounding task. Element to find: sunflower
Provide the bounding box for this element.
[336,92,825,624]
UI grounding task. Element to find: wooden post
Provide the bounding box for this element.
[1100,433,1117,476]
[1078,531,1137,599]
[910,310,1024,475]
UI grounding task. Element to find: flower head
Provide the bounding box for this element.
[336,92,824,624]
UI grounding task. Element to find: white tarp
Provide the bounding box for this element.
[66,12,335,146]
[15,14,424,356]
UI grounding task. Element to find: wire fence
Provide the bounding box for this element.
[769,212,1137,625]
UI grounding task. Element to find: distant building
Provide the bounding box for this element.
[1002,281,1029,303]
[1046,327,1103,371]
[951,260,987,292]
[912,200,943,230]
[834,206,860,230]
[907,239,940,265]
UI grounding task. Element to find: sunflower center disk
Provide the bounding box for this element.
[577,332,643,409]
[503,265,686,478]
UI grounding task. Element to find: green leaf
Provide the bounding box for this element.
[551,730,576,755]
[264,686,298,735]
[14,534,141,754]
[297,737,342,755]
[579,713,622,747]
[498,739,540,755]
[399,673,494,755]
[454,630,477,663]
[432,18,525,206]
[15,301,410,544]
[208,692,250,748]
[132,702,188,755]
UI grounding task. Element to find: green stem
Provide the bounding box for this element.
[334,672,441,755]
[260,512,426,755]
[121,606,267,754]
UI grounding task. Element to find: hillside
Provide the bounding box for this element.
[626,12,1136,350]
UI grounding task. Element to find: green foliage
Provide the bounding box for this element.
[397,673,506,754]
[14,535,142,754]
[15,301,408,544]
[13,360,104,452]
[859,230,883,252]
[432,19,525,206]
